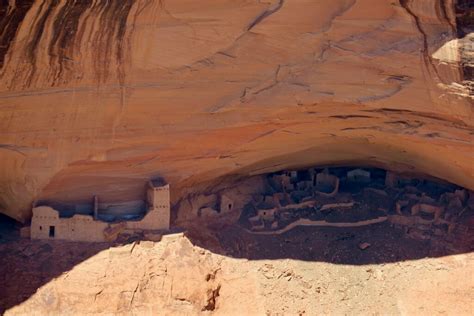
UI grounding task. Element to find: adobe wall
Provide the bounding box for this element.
[30,185,170,242]
[138,184,170,230]
[31,206,109,242]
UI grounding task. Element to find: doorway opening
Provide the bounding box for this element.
[49,226,55,238]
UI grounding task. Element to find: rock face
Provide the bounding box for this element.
[3,232,474,315]
[0,0,472,222]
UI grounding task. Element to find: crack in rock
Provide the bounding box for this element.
[246,0,284,31]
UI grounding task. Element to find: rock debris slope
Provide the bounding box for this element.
[0,0,472,221]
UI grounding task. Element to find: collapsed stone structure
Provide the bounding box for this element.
[232,167,474,250]
[30,182,170,242]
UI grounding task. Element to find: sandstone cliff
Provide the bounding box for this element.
[0,0,472,222]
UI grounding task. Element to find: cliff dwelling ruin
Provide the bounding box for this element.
[30,180,170,242]
[0,0,473,314]
[1,164,470,252]
[1,163,470,253]
[177,166,474,256]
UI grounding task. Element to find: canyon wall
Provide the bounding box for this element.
[0,0,472,222]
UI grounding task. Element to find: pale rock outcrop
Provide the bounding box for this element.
[0,0,472,222]
[5,235,262,315]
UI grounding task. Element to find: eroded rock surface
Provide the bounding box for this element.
[2,230,473,315]
[0,0,472,221]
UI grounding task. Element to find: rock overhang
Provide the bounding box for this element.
[0,0,472,222]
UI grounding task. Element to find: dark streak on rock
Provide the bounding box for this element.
[364,108,472,129]
[94,0,135,85]
[246,0,284,31]
[26,1,59,72]
[48,1,93,85]
[1,0,136,87]
[330,115,372,120]
[385,120,424,129]
[399,0,442,81]
[115,0,135,85]
[0,0,35,70]
[340,126,382,132]
[438,0,456,34]
[13,0,60,87]
[49,2,93,55]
